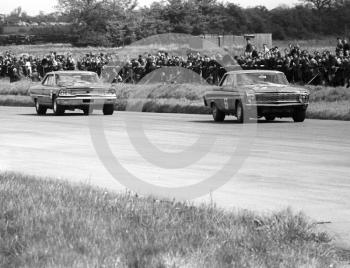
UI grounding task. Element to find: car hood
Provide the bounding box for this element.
[243,83,308,94]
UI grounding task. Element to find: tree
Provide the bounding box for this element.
[10,6,22,17]
[300,0,335,10]
[57,0,138,46]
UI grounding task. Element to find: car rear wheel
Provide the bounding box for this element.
[35,99,47,115]
[53,98,65,116]
[265,115,275,121]
[103,104,114,115]
[293,109,306,122]
[212,103,225,122]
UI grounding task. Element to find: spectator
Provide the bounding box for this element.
[336,37,344,56]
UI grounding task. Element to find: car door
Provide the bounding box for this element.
[41,74,55,105]
[218,74,237,112]
[34,74,48,105]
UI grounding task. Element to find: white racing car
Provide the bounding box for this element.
[29,71,117,115]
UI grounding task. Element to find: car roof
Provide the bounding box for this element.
[45,71,97,76]
[225,70,283,75]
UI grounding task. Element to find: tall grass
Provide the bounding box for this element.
[306,85,350,102]
[113,83,214,101]
[2,79,349,102]
[307,101,350,120]
[0,79,32,96]
[0,95,32,107]
[1,79,350,120]
[118,98,210,114]
[0,172,342,268]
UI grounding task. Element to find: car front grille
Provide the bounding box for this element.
[75,94,100,97]
[255,93,299,103]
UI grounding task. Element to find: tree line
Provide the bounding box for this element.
[2,0,350,46]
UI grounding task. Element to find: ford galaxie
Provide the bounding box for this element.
[29,71,117,115]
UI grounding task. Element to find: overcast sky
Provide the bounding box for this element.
[1,0,299,16]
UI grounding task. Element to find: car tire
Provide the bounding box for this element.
[103,104,114,115]
[53,98,65,116]
[236,101,247,123]
[83,107,93,116]
[212,103,225,122]
[35,99,47,115]
[292,109,306,122]
[265,115,275,121]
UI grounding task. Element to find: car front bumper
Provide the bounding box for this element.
[56,96,117,106]
[246,102,308,107]
[246,102,308,117]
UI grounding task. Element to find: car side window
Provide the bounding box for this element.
[222,74,234,87]
[55,74,61,85]
[43,75,55,86]
[42,76,49,86]
[219,74,227,87]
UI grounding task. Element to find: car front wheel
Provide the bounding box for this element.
[103,104,114,115]
[212,103,225,122]
[236,101,246,123]
[53,98,65,116]
[292,109,306,122]
[35,99,47,115]
[265,115,275,121]
[83,106,93,115]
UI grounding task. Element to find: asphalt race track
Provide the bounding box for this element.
[1,106,350,248]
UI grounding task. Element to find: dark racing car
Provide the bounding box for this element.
[203,70,309,123]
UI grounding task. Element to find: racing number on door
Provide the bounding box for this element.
[224,98,229,110]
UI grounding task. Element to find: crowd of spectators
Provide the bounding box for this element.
[0,51,111,83]
[238,38,350,87]
[113,52,227,84]
[0,38,349,87]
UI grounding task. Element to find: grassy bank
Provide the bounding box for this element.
[0,38,337,59]
[0,95,33,107]
[307,101,350,120]
[0,41,226,62]
[1,80,349,120]
[0,172,344,267]
[114,83,350,120]
[0,79,31,96]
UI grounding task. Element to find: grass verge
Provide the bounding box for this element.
[307,101,350,120]
[1,80,350,120]
[0,95,33,107]
[0,79,31,96]
[0,171,346,268]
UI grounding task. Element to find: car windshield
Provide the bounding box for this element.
[56,73,99,84]
[237,73,288,85]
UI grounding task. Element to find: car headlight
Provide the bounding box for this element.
[298,94,309,103]
[246,91,256,104]
[105,88,116,95]
[58,89,72,96]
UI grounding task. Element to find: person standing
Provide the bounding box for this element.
[336,37,344,56]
